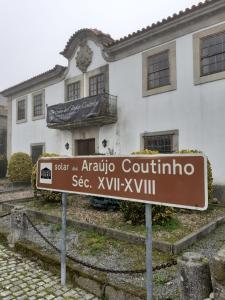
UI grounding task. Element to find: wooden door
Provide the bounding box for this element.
[76,139,95,155]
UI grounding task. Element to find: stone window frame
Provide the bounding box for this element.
[85,65,109,97]
[16,96,27,124]
[142,41,177,97]
[30,142,45,164]
[64,74,83,102]
[32,90,45,121]
[193,23,225,85]
[140,129,179,153]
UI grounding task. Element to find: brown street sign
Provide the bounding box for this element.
[36,154,208,210]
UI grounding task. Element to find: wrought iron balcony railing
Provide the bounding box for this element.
[46,93,117,129]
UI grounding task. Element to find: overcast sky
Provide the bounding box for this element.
[0,0,201,91]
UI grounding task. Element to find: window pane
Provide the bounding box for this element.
[67,81,80,101]
[89,73,105,96]
[147,51,170,90]
[33,94,43,117]
[17,99,26,121]
[201,32,225,77]
[144,134,173,153]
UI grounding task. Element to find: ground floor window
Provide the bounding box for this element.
[31,144,45,164]
[0,128,7,155]
[143,130,178,153]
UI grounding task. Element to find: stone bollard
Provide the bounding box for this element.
[7,206,28,248]
[210,246,225,299]
[178,252,212,300]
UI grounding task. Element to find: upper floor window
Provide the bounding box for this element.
[193,23,225,85]
[201,32,225,76]
[32,91,45,120]
[142,42,176,97]
[67,81,80,101]
[147,51,170,90]
[89,73,105,96]
[16,97,27,123]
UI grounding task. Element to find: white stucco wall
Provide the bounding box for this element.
[11,81,73,157]
[109,25,225,184]
[10,21,225,184]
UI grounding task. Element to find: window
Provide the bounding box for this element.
[0,128,6,155]
[142,130,178,153]
[142,42,176,96]
[193,23,225,85]
[144,134,173,153]
[32,91,45,120]
[89,73,105,96]
[31,144,45,164]
[201,32,225,76]
[147,51,170,89]
[67,81,80,101]
[16,98,27,122]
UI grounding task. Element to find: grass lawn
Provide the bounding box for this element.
[19,194,225,243]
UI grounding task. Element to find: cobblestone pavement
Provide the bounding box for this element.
[0,244,99,300]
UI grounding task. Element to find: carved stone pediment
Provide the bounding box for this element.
[76,41,93,73]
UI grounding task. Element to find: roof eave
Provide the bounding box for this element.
[105,0,225,58]
[1,65,67,97]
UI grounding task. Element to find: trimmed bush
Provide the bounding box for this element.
[119,149,174,225]
[31,152,61,201]
[177,149,213,201]
[0,155,7,178]
[8,152,32,183]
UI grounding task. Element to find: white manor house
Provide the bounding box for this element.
[2,0,225,192]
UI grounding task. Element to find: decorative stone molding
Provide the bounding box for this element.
[76,41,93,73]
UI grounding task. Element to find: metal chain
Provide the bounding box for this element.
[24,214,177,274]
[0,212,11,218]
[153,260,177,271]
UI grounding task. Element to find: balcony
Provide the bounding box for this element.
[47,93,117,129]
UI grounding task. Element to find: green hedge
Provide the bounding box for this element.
[177,149,213,201]
[119,149,174,225]
[8,152,32,183]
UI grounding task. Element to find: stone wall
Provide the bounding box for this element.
[178,248,225,300]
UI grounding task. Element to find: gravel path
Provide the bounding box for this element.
[1,213,225,299]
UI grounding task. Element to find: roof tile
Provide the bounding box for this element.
[106,0,219,47]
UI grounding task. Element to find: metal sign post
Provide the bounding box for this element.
[61,192,67,285]
[145,203,153,300]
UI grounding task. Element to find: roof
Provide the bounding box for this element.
[1,65,66,97]
[105,0,220,47]
[60,28,114,59]
[1,0,223,97]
